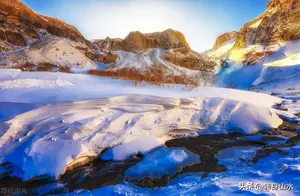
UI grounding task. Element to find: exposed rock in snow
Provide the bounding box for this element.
[61,145,300,195]
[0,0,97,72]
[107,49,207,75]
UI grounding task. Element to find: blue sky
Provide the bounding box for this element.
[21,0,268,52]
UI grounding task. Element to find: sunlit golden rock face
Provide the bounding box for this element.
[94,29,191,52]
[93,29,217,71]
[97,52,118,64]
[254,0,300,45]
[0,0,91,46]
[211,0,300,65]
[213,31,238,51]
[161,48,216,71]
[231,0,300,50]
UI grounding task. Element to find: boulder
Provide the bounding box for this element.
[5,30,26,46]
[96,52,117,64]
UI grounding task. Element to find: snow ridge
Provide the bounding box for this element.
[0,94,282,179]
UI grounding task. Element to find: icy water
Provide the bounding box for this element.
[0,120,299,195]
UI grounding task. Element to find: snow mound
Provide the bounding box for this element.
[125,147,200,180]
[0,94,282,179]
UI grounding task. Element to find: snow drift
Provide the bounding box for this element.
[0,94,282,180]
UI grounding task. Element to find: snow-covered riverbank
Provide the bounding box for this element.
[0,69,299,196]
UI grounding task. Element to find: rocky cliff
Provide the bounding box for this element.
[213,31,238,51]
[0,1,216,74]
[93,29,216,72]
[0,0,97,71]
[232,0,300,50]
[0,0,92,52]
[211,0,300,65]
[213,0,300,90]
[94,29,191,52]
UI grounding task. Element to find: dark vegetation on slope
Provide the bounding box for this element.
[19,62,72,73]
[88,66,215,87]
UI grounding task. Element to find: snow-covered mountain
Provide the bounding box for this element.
[93,29,217,75]
[209,0,300,92]
[0,0,97,72]
[0,0,217,76]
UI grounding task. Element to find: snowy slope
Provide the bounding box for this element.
[0,36,96,72]
[109,49,201,76]
[0,69,281,106]
[217,39,300,92]
[208,38,236,58]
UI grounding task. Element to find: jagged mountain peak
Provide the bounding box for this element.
[0,0,89,44]
[210,0,300,62]
[93,29,191,52]
[92,29,216,72]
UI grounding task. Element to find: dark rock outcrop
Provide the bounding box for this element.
[96,37,123,51]
[5,30,26,46]
[162,48,216,71]
[97,52,117,64]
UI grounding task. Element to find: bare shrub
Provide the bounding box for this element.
[88,66,204,87]
[58,66,72,73]
[20,62,36,71]
[20,62,72,73]
[37,62,58,71]
[243,51,275,65]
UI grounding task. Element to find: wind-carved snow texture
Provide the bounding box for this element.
[0,94,282,180]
